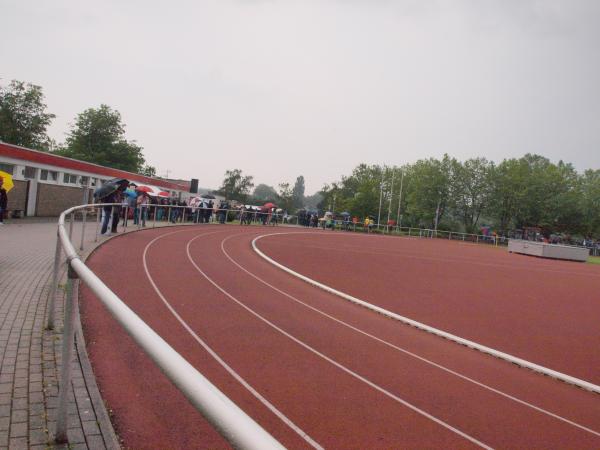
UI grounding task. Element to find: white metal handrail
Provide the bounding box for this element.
[53,203,284,449]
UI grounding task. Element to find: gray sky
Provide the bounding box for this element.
[2,0,599,194]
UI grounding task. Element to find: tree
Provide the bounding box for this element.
[55,105,147,173]
[405,156,453,229]
[579,169,600,238]
[278,182,294,212]
[0,80,55,151]
[141,165,157,177]
[217,169,254,202]
[292,175,305,209]
[251,184,278,203]
[449,158,494,233]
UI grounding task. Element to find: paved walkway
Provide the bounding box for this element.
[0,218,120,449]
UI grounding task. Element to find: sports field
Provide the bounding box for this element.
[80,226,600,449]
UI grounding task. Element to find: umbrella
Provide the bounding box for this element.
[158,191,170,198]
[263,202,276,209]
[0,171,14,192]
[123,188,137,198]
[94,178,128,199]
[189,197,202,208]
[135,185,155,196]
[201,194,216,199]
[340,211,351,216]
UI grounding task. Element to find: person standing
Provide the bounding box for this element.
[0,176,8,225]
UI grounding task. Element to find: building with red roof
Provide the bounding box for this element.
[0,141,195,216]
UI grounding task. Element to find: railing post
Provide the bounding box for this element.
[54,264,78,444]
[68,212,75,240]
[123,206,129,232]
[153,206,157,228]
[46,233,62,330]
[95,206,101,243]
[79,207,87,251]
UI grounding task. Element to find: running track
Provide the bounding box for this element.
[80,225,600,449]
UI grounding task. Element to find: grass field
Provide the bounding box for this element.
[588,256,600,265]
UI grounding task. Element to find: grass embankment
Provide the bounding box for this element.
[587,256,600,265]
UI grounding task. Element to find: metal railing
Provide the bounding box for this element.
[51,203,284,449]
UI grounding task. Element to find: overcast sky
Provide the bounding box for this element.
[2,0,599,194]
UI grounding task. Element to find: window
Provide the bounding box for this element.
[24,166,37,179]
[80,176,89,186]
[63,173,78,184]
[40,169,58,182]
[0,163,14,174]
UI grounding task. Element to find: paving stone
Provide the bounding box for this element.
[11,409,28,423]
[9,421,27,437]
[8,437,29,450]
[81,420,100,436]
[29,427,48,445]
[67,427,86,444]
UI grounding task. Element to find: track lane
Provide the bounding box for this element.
[254,232,600,385]
[81,226,600,449]
[154,229,484,449]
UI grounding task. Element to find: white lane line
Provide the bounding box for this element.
[142,229,323,450]
[252,232,600,395]
[219,234,600,438]
[185,235,494,449]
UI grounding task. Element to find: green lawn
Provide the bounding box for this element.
[588,256,600,265]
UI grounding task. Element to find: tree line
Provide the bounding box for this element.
[214,170,322,212]
[318,155,600,238]
[3,79,598,238]
[0,79,156,175]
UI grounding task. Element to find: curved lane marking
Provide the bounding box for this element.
[219,234,600,437]
[252,232,600,395]
[142,229,323,450]
[185,234,494,449]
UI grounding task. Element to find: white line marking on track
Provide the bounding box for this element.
[142,229,324,450]
[252,232,600,395]
[185,234,494,449]
[219,233,600,438]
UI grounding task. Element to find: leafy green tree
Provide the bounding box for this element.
[217,169,254,202]
[56,105,147,173]
[251,184,278,203]
[405,156,453,229]
[578,169,600,238]
[0,80,56,151]
[292,175,305,209]
[141,165,157,177]
[487,158,527,233]
[449,157,494,233]
[278,182,294,212]
[304,191,323,211]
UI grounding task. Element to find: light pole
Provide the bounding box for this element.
[396,170,404,227]
[377,167,385,226]
[386,169,395,228]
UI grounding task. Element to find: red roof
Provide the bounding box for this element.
[0,142,189,191]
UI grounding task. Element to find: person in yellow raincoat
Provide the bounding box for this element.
[364,216,371,232]
[0,175,8,224]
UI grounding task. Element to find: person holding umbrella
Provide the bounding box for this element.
[0,175,8,225]
[94,178,129,235]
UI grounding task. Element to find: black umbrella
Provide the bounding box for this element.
[93,178,129,199]
[201,194,216,199]
[340,211,351,216]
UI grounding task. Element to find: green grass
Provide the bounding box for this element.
[587,256,600,265]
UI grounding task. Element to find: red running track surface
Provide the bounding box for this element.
[80,226,600,449]
[256,231,600,385]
